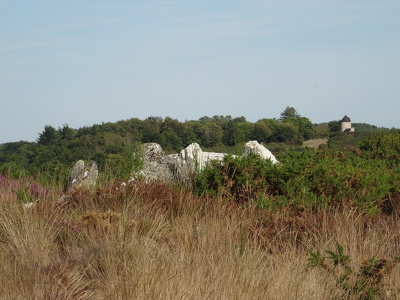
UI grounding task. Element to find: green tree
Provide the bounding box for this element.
[201,123,223,148]
[314,123,330,138]
[279,106,300,121]
[211,115,233,127]
[101,122,126,135]
[141,116,162,144]
[222,117,250,146]
[37,125,59,146]
[272,122,302,144]
[328,120,341,133]
[58,124,77,141]
[222,120,235,146]
[284,117,314,140]
[198,116,212,123]
[0,141,37,174]
[352,123,380,132]
[117,118,143,142]
[159,117,184,151]
[233,122,253,144]
[182,122,200,147]
[162,117,184,136]
[252,121,273,143]
[161,128,183,152]
[257,119,279,142]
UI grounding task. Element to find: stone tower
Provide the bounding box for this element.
[340,115,354,132]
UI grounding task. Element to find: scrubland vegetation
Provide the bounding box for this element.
[0,107,393,181]
[1,109,400,299]
[1,175,400,299]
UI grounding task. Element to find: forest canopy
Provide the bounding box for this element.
[0,107,392,181]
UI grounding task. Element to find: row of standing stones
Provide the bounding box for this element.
[61,142,400,216]
[31,141,274,208]
[139,140,278,183]
[65,140,278,191]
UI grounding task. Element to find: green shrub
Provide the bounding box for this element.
[308,242,398,299]
[0,162,29,179]
[194,154,279,203]
[360,132,400,162]
[194,148,400,211]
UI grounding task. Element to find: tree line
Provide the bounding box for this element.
[0,107,390,181]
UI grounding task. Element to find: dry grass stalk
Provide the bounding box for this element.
[0,180,399,299]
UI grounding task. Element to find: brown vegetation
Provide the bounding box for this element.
[0,179,399,299]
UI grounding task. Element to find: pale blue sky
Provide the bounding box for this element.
[1,0,399,143]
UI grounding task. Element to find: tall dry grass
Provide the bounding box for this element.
[0,179,399,299]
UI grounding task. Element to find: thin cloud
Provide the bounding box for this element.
[41,18,127,34]
[0,40,64,53]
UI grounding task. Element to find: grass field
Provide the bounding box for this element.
[0,177,399,299]
[302,138,328,149]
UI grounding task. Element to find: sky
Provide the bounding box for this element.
[1,0,399,143]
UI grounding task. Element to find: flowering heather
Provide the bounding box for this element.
[0,175,49,200]
[29,181,49,199]
[0,175,6,188]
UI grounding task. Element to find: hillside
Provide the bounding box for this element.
[0,115,400,298]
[1,108,395,183]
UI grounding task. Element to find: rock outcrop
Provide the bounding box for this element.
[243,141,279,164]
[171,143,227,181]
[60,142,277,191]
[139,141,278,182]
[140,143,174,181]
[68,160,98,190]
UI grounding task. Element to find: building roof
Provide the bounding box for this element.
[341,115,351,122]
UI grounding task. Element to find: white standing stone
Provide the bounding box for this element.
[243,141,279,164]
